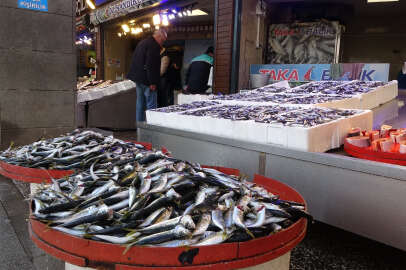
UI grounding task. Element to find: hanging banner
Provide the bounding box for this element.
[250,63,390,82]
[267,21,342,64]
[18,0,48,12]
[90,0,160,25]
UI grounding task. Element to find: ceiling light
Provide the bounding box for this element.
[143,23,151,28]
[118,33,122,37]
[367,0,399,2]
[130,20,135,23]
[131,28,136,34]
[171,9,177,14]
[182,11,187,16]
[121,24,130,32]
[168,14,175,20]
[189,9,208,16]
[155,26,160,30]
[153,14,161,25]
[162,14,169,26]
[178,13,183,18]
[86,0,96,10]
[186,10,192,16]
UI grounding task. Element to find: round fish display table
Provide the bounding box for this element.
[29,167,307,270]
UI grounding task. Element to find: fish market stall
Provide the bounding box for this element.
[76,80,137,129]
[137,95,406,251]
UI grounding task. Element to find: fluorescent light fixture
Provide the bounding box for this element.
[178,13,183,17]
[171,9,177,14]
[168,14,175,20]
[186,9,192,16]
[86,0,96,9]
[121,24,130,32]
[118,33,122,37]
[143,23,151,28]
[189,9,208,16]
[367,0,399,2]
[153,14,161,25]
[162,14,169,26]
[182,11,187,16]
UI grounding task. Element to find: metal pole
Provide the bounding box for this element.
[230,0,242,93]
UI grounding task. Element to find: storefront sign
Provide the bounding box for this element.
[267,21,342,64]
[95,0,113,5]
[250,64,390,82]
[18,0,48,12]
[91,0,160,25]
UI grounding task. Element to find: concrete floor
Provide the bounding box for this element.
[1,174,405,270]
[0,177,64,270]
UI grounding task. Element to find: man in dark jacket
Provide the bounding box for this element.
[185,46,214,94]
[127,29,167,122]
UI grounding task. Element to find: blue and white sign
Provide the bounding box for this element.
[18,0,48,12]
[250,63,390,82]
[95,0,111,5]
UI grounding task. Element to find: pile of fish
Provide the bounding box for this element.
[321,81,387,95]
[210,81,390,103]
[248,93,348,104]
[182,105,295,122]
[31,150,310,248]
[0,130,145,170]
[181,105,358,127]
[287,81,345,94]
[272,108,358,127]
[152,101,220,113]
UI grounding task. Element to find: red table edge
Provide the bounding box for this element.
[344,141,406,166]
[30,219,306,270]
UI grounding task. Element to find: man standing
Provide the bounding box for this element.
[184,46,214,94]
[127,29,167,122]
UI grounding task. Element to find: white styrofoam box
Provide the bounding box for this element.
[244,120,268,144]
[267,123,288,147]
[177,94,213,105]
[378,80,398,105]
[346,109,373,133]
[146,110,167,127]
[316,96,361,110]
[286,120,339,152]
[336,110,373,146]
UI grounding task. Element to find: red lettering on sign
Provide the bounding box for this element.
[259,69,269,75]
[269,70,277,81]
[288,70,299,81]
[277,69,289,80]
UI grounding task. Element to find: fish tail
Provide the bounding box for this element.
[123,242,136,255]
[245,228,255,239]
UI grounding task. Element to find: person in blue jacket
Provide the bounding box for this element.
[184,46,214,94]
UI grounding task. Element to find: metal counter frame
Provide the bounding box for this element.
[138,123,406,251]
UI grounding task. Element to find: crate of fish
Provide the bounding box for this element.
[146,101,221,128]
[29,152,309,269]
